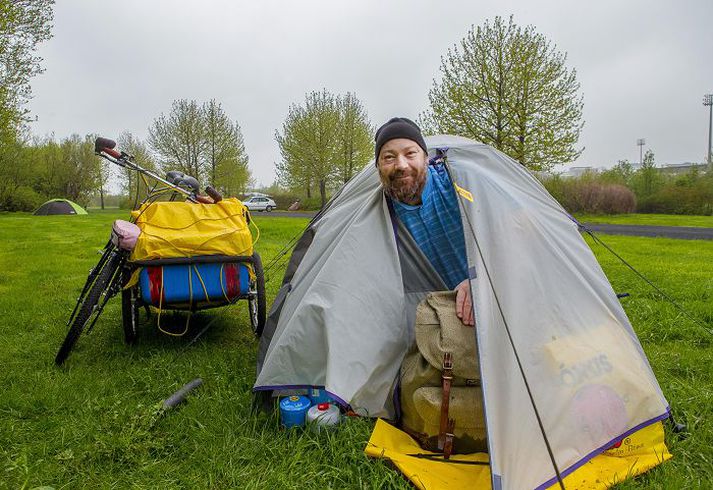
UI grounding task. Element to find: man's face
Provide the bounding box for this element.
[377,138,428,204]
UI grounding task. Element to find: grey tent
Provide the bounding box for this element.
[255,135,669,489]
[34,199,88,215]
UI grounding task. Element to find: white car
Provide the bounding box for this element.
[242,196,277,212]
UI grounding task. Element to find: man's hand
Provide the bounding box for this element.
[454,279,475,327]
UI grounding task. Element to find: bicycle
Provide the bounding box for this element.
[55,137,266,365]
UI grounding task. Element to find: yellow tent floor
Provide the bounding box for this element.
[365,419,671,490]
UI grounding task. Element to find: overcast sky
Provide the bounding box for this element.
[27,0,713,187]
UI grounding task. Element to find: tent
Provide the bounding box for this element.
[33,199,88,215]
[254,135,670,489]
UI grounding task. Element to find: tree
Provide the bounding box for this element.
[27,134,100,207]
[335,93,373,184]
[276,90,342,207]
[631,150,662,199]
[0,133,40,210]
[0,0,54,133]
[96,154,112,210]
[148,99,205,180]
[600,160,634,187]
[276,90,373,207]
[117,132,158,207]
[202,99,252,195]
[148,99,251,195]
[0,0,53,201]
[420,16,583,171]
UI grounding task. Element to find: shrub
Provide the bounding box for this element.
[1,186,43,212]
[639,185,713,215]
[540,177,636,214]
[255,193,325,211]
[637,170,713,215]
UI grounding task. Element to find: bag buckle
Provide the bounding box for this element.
[442,352,453,372]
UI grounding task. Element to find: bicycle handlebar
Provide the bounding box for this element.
[94,137,116,153]
[204,186,223,203]
[94,136,224,205]
[95,137,122,159]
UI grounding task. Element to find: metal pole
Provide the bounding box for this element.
[636,138,645,167]
[704,94,713,172]
[708,100,713,172]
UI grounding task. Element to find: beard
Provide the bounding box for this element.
[380,164,427,204]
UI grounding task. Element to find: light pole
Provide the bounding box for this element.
[704,94,713,171]
[636,138,646,166]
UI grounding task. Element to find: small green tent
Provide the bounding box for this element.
[34,199,88,216]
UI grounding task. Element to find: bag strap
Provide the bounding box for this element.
[443,419,455,460]
[438,352,453,451]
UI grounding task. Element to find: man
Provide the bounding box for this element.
[374,117,474,326]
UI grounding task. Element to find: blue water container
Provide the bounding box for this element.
[279,395,311,428]
[308,388,331,405]
[139,262,250,307]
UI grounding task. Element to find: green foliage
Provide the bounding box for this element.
[1,184,41,211]
[148,99,252,194]
[203,100,252,196]
[256,192,322,211]
[623,151,713,215]
[148,99,206,179]
[638,171,713,216]
[630,150,664,200]
[276,90,373,208]
[541,151,712,216]
[0,0,54,133]
[599,160,634,187]
[0,0,54,211]
[276,89,341,208]
[336,93,374,184]
[421,16,584,171]
[117,131,158,208]
[0,134,100,211]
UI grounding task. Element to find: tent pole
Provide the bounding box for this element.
[443,156,566,490]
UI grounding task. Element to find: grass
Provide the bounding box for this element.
[0,211,711,489]
[575,213,713,228]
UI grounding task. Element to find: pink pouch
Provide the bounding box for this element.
[111,219,141,251]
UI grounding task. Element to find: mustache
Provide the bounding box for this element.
[388,169,411,181]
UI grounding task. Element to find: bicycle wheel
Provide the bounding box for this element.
[55,251,124,365]
[67,240,113,325]
[248,252,266,337]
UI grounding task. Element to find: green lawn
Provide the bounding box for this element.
[576,213,713,228]
[0,211,711,489]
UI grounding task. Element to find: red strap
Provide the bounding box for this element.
[225,263,240,298]
[147,266,163,305]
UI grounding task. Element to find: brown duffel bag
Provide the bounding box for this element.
[400,291,487,457]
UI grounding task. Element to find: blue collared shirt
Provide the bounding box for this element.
[392,163,468,289]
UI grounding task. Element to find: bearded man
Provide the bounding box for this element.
[374,117,474,326]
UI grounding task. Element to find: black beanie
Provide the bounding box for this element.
[374,117,428,162]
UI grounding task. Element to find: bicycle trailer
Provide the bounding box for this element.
[55,138,266,365]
